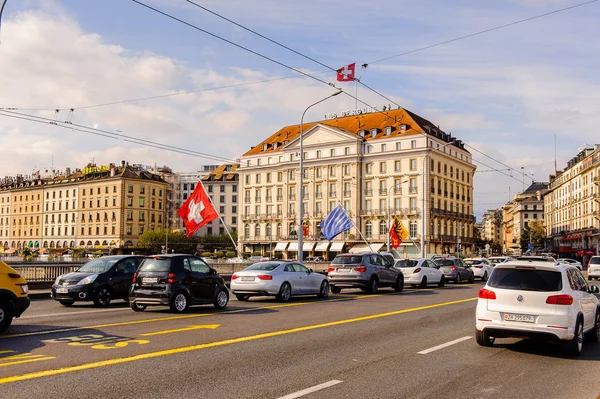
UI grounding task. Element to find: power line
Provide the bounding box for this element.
[466,143,535,182]
[367,0,599,65]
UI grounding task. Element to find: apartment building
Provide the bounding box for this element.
[200,164,239,236]
[8,182,44,251]
[0,189,11,251]
[481,209,502,244]
[544,144,600,258]
[238,107,476,260]
[501,182,548,254]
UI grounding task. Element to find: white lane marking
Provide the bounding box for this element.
[277,380,343,399]
[417,336,472,354]
[20,307,130,320]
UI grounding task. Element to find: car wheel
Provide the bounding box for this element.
[235,294,250,301]
[419,276,428,288]
[331,286,341,294]
[93,287,112,307]
[589,276,593,281]
[0,303,13,333]
[59,300,74,307]
[468,273,475,284]
[586,309,600,342]
[455,274,461,284]
[482,271,488,282]
[130,302,146,312]
[564,318,584,356]
[170,292,189,313]
[317,280,330,298]
[368,278,379,294]
[475,329,495,347]
[394,276,404,292]
[277,282,292,302]
[438,276,445,287]
[214,289,229,309]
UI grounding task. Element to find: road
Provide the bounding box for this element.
[1,280,600,399]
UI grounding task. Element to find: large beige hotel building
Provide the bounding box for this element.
[0,162,168,253]
[237,107,477,259]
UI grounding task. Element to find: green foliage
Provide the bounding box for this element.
[201,252,212,257]
[138,229,199,254]
[225,251,236,258]
[198,232,237,253]
[212,251,225,259]
[528,220,546,248]
[252,251,262,256]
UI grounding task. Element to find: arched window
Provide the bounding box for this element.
[379,220,387,236]
[365,221,372,238]
[43,241,48,248]
[266,223,272,237]
[79,241,85,247]
[276,223,282,238]
[244,224,250,238]
[49,241,55,248]
[255,224,261,237]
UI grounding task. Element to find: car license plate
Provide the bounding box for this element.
[339,268,353,272]
[240,276,255,281]
[144,278,158,284]
[504,313,535,323]
[56,287,68,294]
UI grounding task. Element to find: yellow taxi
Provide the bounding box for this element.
[0,260,30,332]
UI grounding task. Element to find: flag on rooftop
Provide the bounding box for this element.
[320,205,353,241]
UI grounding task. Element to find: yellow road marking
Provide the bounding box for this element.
[0,297,476,385]
[0,357,55,368]
[140,324,220,336]
[2,285,476,339]
[0,350,15,355]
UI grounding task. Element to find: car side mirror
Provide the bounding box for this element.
[309,268,313,273]
[590,285,599,294]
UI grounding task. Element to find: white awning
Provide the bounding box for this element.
[330,242,345,251]
[315,242,330,251]
[349,243,384,254]
[303,242,315,251]
[274,242,289,251]
[288,242,299,251]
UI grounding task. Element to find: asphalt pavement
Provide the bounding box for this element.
[2,280,600,399]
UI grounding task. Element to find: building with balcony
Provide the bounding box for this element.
[544,144,600,259]
[481,209,502,244]
[237,107,476,260]
[501,182,548,254]
[200,164,239,237]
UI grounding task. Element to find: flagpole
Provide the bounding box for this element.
[339,201,373,252]
[197,179,242,259]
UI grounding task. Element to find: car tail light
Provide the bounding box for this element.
[478,288,496,300]
[232,274,239,280]
[451,266,457,271]
[328,267,335,273]
[354,266,367,272]
[475,265,483,269]
[167,273,176,284]
[257,275,272,280]
[546,294,573,305]
[413,268,421,273]
[132,272,137,284]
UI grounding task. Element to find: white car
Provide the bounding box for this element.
[476,261,600,356]
[556,258,582,271]
[464,258,494,281]
[230,261,329,302]
[587,256,600,280]
[488,256,510,265]
[394,258,445,288]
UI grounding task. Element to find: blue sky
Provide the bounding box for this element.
[1,0,599,219]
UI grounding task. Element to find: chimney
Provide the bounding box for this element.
[65,167,71,177]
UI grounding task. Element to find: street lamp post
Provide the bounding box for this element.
[387,178,408,252]
[298,90,342,262]
[421,139,456,259]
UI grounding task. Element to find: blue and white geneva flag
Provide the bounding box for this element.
[321,205,353,241]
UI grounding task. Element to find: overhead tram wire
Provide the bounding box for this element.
[366,0,599,65]
[465,143,535,182]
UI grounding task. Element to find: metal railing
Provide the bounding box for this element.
[11,263,82,283]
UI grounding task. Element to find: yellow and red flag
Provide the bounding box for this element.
[389,215,409,249]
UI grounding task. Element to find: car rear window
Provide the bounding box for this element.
[434,259,455,267]
[245,262,280,271]
[487,268,562,292]
[139,258,171,272]
[395,260,418,267]
[332,256,363,264]
[590,257,600,265]
[464,259,481,265]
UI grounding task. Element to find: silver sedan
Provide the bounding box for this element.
[230,261,330,302]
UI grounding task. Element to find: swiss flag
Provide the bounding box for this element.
[336,63,356,82]
[177,181,219,237]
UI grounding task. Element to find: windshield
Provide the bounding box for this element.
[590,257,600,265]
[464,259,482,265]
[395,260,418,268]
[487,268,562,292]
[139,258,171,272]
[332,256,363,264]
[78,258,119,273]
[434,259,456,267]
[244,262,280,271]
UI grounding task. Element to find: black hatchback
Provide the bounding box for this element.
[129,254,229,313]
[51,255,145,307]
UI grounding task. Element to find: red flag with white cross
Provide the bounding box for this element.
[336,63,356,82]
[177,181,218,237]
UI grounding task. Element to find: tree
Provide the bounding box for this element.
[137,229,199,254]
[528,220,546,248]
[198,232,238,253]
[520,225,532,253]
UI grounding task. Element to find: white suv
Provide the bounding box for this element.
[476,261,600,356]
[587,256,600,280]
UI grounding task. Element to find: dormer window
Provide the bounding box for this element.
[370,128,377,138]
[358,130,366,137]
[399,124,407,132]
[262,143,268,151]
[273,142,278,150]
[385,126,392,136]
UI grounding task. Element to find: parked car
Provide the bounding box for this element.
[488,256,511,265]
[514,255,556,263]
[464,258,494,281]
[476,261,600,356]
[588,256,600,280]
[230,261,329,302]
[556,258,583,271]
[434,257,474,284]
[327,253,404,294]
[129,254,229,313]
[52,255,145,307]
[394,258,445,288]
[0,260,30,333]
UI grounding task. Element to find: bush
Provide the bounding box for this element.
[212,251,225,259]
[252,251,262,257]
[201,252,212,257]
[225,251,236,258]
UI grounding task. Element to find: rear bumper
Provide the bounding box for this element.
[327,278,369,288]
[129,288,172,306]
[230,281,280,296]
[14,297,30,318]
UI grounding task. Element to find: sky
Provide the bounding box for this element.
[1,0,599,220]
